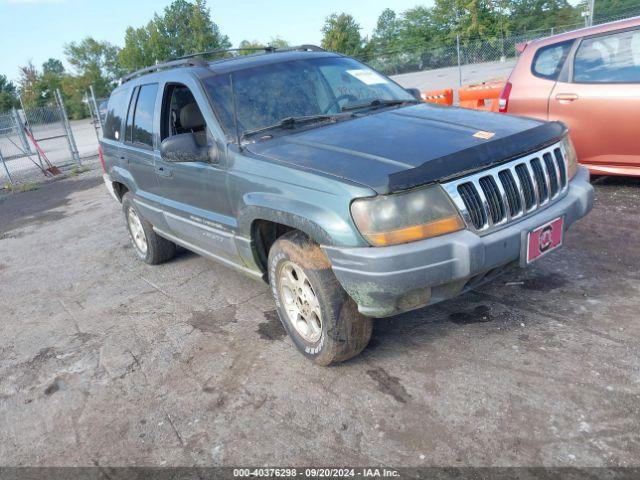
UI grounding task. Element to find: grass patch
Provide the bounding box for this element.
[70,165,90,176]
[2,182,39,193]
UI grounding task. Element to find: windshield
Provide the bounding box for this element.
[203,56,414,138]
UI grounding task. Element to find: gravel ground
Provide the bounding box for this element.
[0,168,639,467]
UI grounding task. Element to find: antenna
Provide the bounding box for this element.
[229,73,242,151]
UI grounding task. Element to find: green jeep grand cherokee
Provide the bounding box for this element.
[100,46,594,364]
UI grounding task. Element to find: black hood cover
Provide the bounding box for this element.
[246,103,566,194]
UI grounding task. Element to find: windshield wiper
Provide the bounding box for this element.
[241,114,337,140]
[341,98,419,112]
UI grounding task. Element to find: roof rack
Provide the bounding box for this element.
[120,45,326,84]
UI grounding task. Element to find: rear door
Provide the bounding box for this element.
[513,40,575,120]
[121,83,164,226]
[100,89,128,172]
[549,27,640,168]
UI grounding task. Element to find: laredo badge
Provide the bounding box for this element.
[473,130,496,139]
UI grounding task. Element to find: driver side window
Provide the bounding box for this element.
[161,83,208,147]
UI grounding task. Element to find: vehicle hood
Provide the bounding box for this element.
[246,104,566,194]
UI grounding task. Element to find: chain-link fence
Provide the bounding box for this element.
[362,8,640,82]
[0,87,106,189]
[0,89,82,187]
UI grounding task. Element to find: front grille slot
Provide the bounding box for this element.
[479,176,505,224]
[458,182,486,229]
[443,141,569,234]
[543,152,559,197]
[515,164,536,210]
[554,148,567,187]
[498,170,522,216]
[530,158,549,202]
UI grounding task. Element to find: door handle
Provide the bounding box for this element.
[555,93,579,103]
[155,165,173,178]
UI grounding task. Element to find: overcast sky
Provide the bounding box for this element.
[0,0,584,82]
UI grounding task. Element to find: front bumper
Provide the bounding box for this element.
[323,166,594,317]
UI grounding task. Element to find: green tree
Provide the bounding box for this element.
[591,0,640,22]
[507,0,581,33]
[238,39,266,55]
[119,0,231,71]
[398,6,436,51]
[64,37,122,96]
[18,62,40,107]
[238,37,290,55]
[430,0,500,42]
[268,37,289,49]
[371,8,400,53]
[0,74,19,112]
[42,58,65,76]
[321,13,362,56]
[37,58,65,105]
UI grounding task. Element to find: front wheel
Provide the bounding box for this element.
[268,231,372,366]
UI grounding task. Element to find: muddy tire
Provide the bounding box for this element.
[268,230,372,365]
[122,192,175,265]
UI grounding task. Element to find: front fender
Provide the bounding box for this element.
[237,192,365,247]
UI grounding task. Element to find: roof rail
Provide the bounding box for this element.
[120,57,209,84]
[120,44,326,84]
[175,44,325,61]
[174,46,277,61]
[284,44,326,52]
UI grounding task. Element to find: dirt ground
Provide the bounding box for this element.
[0,168,639,467]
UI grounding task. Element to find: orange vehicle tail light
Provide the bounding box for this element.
[498,81,512,113]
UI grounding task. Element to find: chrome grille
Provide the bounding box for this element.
[443,142,569,234]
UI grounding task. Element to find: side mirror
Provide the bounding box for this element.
[406,88,422,101]
[160,132,216,163]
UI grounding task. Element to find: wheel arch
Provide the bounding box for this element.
[242,208,333,276]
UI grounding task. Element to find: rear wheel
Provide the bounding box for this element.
[122,192,176,265]
[268,231,372,365]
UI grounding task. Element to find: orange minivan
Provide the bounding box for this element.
[500,17,640,176]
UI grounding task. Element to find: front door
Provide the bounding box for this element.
[549,27,640,170]
[153,81,240,263]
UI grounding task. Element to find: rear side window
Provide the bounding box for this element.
[125,83,159,149]
[574,28,640,83]
[532,41,573,80]
[103,90,127,141]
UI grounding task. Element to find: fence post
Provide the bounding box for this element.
[55,88,81,167]
[12,107,32,154]
[456,34,462,86]
[88,86,103,144]
[0,148,14,188]
[89,85,103,131]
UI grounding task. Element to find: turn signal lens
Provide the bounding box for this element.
[562,135,579,179]
[351,185,465,247]
[362,215,465,246]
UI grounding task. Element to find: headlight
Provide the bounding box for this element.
[350,184,465,246]
[562,134,579,180]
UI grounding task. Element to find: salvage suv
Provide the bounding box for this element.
[100,46,594,365]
